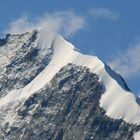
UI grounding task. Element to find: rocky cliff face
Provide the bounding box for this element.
[0,64,139,140]
[0,30,140,140]
[0,30,52,98]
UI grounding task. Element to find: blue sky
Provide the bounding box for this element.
[0,0,140,95]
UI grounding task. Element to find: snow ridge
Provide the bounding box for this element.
[0,29,140,139]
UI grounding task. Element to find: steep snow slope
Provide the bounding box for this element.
[134,131,140,140]
[0,29,140,139]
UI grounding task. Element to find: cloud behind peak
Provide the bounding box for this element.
[109,39,140,78]
[5,11,86,37]
[88,7,119,20]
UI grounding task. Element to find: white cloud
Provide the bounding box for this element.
[4,9,119,37]
[89,7,119,20]
[5,11,86,37]
[109,40,140,78]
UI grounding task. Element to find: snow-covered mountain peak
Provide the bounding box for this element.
[37,29,75,54]
[0,29,140,124]
[0,29,140,139]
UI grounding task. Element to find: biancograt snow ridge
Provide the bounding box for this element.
[0,28,140,139]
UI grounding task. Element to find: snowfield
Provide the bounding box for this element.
[134,131,140,140]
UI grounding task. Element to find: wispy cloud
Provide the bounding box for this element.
[5,11,86,37]
[109,40,140,78]
[88,7,119,20]
[4,8,120,37]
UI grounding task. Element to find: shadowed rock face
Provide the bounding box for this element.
[1,64,139,140]
[0,31,53,98]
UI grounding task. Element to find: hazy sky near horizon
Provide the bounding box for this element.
[0,0,140,95]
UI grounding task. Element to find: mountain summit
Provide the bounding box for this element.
[0,29,140,140]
